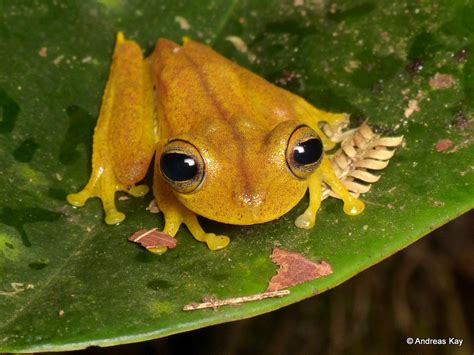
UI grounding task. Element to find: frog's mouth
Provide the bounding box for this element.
[176,186,307,226]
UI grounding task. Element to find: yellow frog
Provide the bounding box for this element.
[67,33,364,254]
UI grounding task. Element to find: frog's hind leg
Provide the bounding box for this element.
[287,94,350,150]
[67,33,155,224]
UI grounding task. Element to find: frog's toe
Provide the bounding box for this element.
[204,233,230,250]
[343,198,365,216]
[295,210,315,229]
[128,184,149,197]
[104,209,125,225]
[67,191,91,207]
[147,246,168,255]
[323,112,350,126]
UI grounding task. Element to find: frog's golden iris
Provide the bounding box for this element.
[67,32,364,254]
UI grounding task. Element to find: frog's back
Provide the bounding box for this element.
[149,38,299,139]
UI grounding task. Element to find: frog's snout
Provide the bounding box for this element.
[237,192,264,208]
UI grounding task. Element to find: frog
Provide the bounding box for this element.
[67,32,365,254]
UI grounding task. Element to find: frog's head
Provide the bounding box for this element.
[158,120,324,225]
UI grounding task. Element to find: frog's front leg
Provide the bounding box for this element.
[152,150,230,254]
[295,156,365,229]
[67,33,155,224]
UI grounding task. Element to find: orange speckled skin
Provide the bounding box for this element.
[149,39,308,224]
[109,42,155,186]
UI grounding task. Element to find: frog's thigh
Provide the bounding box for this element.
[290,95,349,149]
[67,33,155,224]
[152,155,230,251]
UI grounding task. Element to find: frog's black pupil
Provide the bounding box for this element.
[160,153,198,182]
[293,138,323,165]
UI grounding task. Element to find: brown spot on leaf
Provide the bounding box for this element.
[435,139,453,152]
[267,248,333,292]
[128,228,176,249]
[38,47,48,57]
[429,73,455,90]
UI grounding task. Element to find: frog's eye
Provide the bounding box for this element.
[286,125,324,179]
[160,140,204,193]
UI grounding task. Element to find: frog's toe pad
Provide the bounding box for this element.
[295,210,315,229]
[105,209,125,225]
[327,112,350,125]
[128,184,149,197]
[67,192,90,207]
[205,233,230,250]
[147,246,168,255]
[343,198,365,216]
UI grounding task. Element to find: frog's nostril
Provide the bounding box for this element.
[238,192,263,208]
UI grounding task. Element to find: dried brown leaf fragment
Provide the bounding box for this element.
[128,228,176,249]
[267,248,333,292]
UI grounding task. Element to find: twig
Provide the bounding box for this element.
[183,290,290,311]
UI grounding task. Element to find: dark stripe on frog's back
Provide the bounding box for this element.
[155,42,271,199]
[152,38,238,138]
[152,38,294,138]
[180,47,257,196]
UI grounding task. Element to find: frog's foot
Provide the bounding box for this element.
[295,210,316,229]
[67,169,149,225]
[184,214,230,250]
[67,33,154,225]
[139,206,182,255]
[320,155,365,216]
[142,207,229,254]
[295,155,365,229]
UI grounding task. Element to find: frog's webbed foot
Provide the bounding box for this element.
[295,155,365,229]
[67,171,149,225]
[183,213,230,250]
[67,32,155,225]
[149,189,230,254]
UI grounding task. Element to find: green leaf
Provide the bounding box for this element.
[1,0,473,351]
